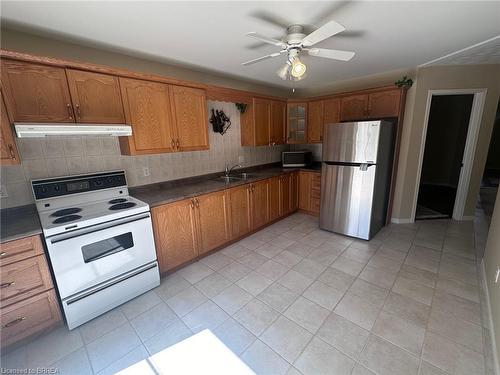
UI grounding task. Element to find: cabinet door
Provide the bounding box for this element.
[254,98,271,146]
[340,94,369,121]
[307,100,324,143]
[271,100,286,145]
[299,171,311,211]
[227,185,251,240]
[66,69,125,123]
[119,78,175,155]
[0,90,20,165]
[287,103,307,144]
[323,98,340,125]
[291,172,299,211]
[280,174,292,215]
[1,60,74,122]
[251,179,269,229]
[368,90,401,118]
[152,199,198,273]
[269,177,281,221]
[171,86,209,151]
[195,191,230,255]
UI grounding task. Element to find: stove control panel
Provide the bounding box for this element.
[32,171,127,199]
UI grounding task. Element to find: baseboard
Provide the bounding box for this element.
[390,217,414,224]
[481,260,500,375]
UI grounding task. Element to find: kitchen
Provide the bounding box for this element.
[1,2,499,375]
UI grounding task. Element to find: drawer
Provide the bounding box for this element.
[311,189,321,199]
[1,236,44,266]
[1,255,54,306]
[311,198,320,213]
[1,289,61,348]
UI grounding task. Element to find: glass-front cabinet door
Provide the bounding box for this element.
[287,102,307,144]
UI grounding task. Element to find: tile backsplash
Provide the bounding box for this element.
[0,101,287,208]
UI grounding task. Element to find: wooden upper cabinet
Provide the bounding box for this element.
[1,60,74,122]
[119,78,175,155]
[271,100,286,145]
[307,100,324,143]
[1,90,20,165]
[152,198,198,273]
[287,102,307,144]
[368,90,401,118]
[253,98,271,146]
[250,179,269,229]
[227,185,251,239]
[340,94,369,121]
[66,69,125,123]
[170,85,208,151]
[323,98,340,125]
[195,191,229,255]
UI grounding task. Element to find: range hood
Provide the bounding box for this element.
[14,123,132,138]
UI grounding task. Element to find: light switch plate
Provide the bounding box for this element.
[238,155,244,164]
[142,167,150,177]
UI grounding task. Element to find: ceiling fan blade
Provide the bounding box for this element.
[242,52,282,66]
[245,32,285,47]
[302,20,346,47]
[308,48,355,61]
[251,10,291,29]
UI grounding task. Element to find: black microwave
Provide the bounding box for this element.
[282,151,313,167]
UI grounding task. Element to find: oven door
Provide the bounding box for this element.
[46,212,157,299]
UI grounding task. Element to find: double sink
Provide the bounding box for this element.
[211,173,258,183]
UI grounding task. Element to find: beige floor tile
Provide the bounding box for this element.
[318,267,355,292]
[182,300,229,333]
[199,252,234,271]
[96,345,149,375]
[392,276,434,305]
[360,334,419,375]
[436,277,480,303]
[277,269,314,294]
[234,270,273,295]
[255,259,290,281]
[221,243,253,259]
[120,290,163,320]
[418,360,449,375]
[295,337,355,375]
[241,340,290,375]
[316,313,369,359]
[348,279,389,309]
[256,243,286,259]
[194,272,232,298]
[342,246,377,263]
[334,292,381,330]
[143,320,192,355]
[79,309,128,344]
[260,315,312,363]
[372,310,425,356]
[432,290,481,325]
[212,284,253,315]
[398,264,437,288]
[130,303,178,341]
[218,261,252,282]
[273,250,304,267]
[178,261,214,284]
[257,282,299,313]
[213,318,256,355]
[234,298,280,336]
[358,265,398,289]
[155,273,190,300]
[331,256,366,276]
[292,258,328,279]
[303,280,344,310]
[284,296,330,333]
[166,286,208,317]
[383,292,430,328]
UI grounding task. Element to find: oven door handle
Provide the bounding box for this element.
[50,212,151,244]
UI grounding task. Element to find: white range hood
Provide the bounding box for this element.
[14,123,132,138]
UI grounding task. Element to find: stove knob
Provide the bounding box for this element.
[41,187,47,194]
[54,186,60,191]
[95,180,102,186]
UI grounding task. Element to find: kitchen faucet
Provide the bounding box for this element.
[225,164,242,177]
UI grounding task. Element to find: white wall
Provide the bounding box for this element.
[0,101,287,208]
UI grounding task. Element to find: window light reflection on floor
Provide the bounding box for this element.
[116,329,256,375]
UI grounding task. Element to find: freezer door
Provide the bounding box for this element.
[319,163,376,240]
[322,121,381,163]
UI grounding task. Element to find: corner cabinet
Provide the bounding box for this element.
[286,102,307,144]
[241,97,286,146]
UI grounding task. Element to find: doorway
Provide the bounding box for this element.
[415,94,474,219]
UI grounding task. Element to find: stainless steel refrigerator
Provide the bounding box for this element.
[319,120,395,240]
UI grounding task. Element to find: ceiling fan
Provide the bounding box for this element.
[242,20,355,81]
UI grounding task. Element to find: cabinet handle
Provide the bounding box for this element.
[176,139,180,149]
[171,139,175,149]
[66,104,73,120]
[75,104,81,119]
[190,200,195,209]
[8,145,16,160]
[3,317,26,328]
[195,199,200,208]
[0,252,6,257]
[1,282,14,288]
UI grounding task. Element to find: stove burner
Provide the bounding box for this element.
[51,208,82,217]
[109,198,127,204]
[52,214,82,224]
[109,202,136,210]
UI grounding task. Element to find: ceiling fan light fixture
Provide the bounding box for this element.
[291,57,306,78]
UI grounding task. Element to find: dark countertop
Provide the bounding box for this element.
[0,163,322,242]
[0,204,42,243]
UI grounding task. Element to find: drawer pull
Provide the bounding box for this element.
[3,317,26,328]
[1,281,15,288]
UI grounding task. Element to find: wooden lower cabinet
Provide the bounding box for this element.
[196,191,230,255]
[227,185,251,240]
[1,290,61,348]
[299,170,321,216]
[269,177,281,221]
[250,180,269,230]
[291,172,299,211]
[280,174,292,215]
[152,198,199,272]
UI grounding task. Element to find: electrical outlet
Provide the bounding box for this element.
[0,185,8,198]
[238,155,244,164]
[142,166,150,177]
[495,266,500,284]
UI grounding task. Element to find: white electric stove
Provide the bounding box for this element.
[32,171,160,329]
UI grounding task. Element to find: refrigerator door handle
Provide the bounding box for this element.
[360,163,368,171]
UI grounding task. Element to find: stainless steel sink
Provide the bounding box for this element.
[232,173,257,179]
[211,173,258,183]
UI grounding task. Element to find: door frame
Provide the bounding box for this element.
[412,88,487,221]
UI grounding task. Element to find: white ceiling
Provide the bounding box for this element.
[1,1,499,90]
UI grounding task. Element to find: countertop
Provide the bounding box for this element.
[0,163,321,242]
[0,204,42,243]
